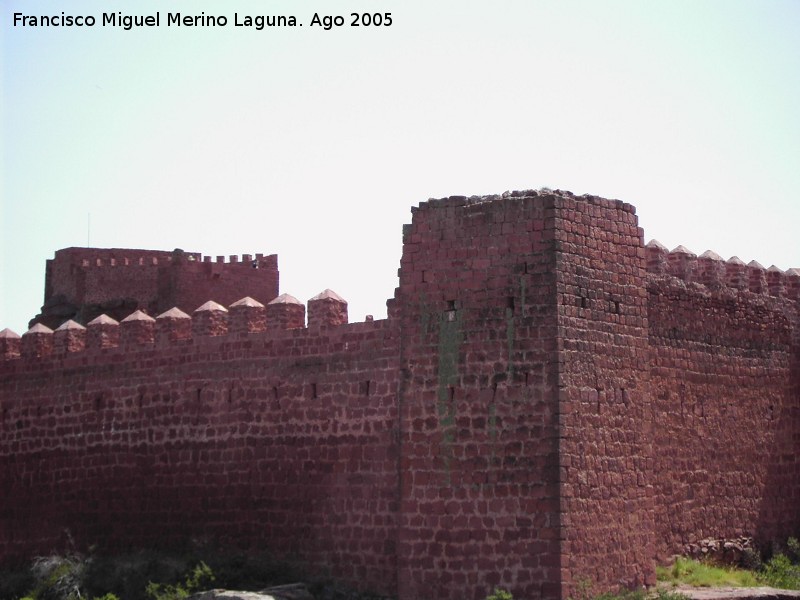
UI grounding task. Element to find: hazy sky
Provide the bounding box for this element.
[2,0,799,334]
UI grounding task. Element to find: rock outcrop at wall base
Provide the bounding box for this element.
[190,584,315,600]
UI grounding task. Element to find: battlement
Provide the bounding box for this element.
[1,290,361,364]
[51,247,279,268]
[645,239,800,302]
[34,247,280,329]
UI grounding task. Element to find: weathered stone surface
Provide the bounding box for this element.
[674,586,800,600]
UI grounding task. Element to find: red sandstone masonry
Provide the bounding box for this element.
[87,314,120,349]
[553,195,655,594]
[267,294,306,329]
[229,297,267,334]
[193,301,229,337]
[33,247,279,329]
[1,302,400,595]
[645,243,799,561]
[395,192,562,600]
[1,191,798,600]
[0,328,21,360]
[53,320,86,354]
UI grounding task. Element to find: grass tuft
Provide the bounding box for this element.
[656,557,759,587]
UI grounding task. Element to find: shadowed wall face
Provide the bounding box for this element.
[647,260,800,559]
[0,319,402,594]
[394,193,563,600]
[552,196,656,593]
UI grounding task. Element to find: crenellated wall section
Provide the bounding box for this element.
[1,190,798,600]
[33,247,279,329]
[1,293,401,594]
[645,242,800,560]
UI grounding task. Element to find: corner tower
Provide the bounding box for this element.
[393,191,653,600]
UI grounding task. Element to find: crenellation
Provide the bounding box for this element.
[786,270,800,302]
[747,260,767,294]
[267,293,305,330]
[193,300,229,337]
[31,247,279,329]
[725,256,747,290]
[155,307,192,345]
[645,240,668,274]
[0,328,21,360]
[21,323,54,358]
[229,296,267,335]
[308,289,348,328]
[87,314,120,350]
[54,319,86,354]
[696,250,725,287]
[667,245,696,280]
[120,310,155,346]
[766,266,786,298]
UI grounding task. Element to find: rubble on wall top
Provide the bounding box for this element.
[56,320,85,331]
[414,187,635,214]
[88,314,119,326]
[157,307,191,320]
[310,289,346,303]
[0,328,21,339]
[269,293,302,305]
[195,300,228,313]
[122,310,155,323]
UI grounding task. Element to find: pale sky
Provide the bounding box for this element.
[2,0,799,335]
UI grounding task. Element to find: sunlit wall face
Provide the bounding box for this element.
[3,0,799,334]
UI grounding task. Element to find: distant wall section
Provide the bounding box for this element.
[646,245,800,559]
[33,247,279,328]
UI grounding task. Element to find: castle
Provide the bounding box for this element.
[1,190,798,600]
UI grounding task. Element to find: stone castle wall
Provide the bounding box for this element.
[34,247,279,329]
[1,190,798,600]
[645,244,800,560]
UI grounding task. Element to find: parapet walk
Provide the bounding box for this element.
[0,289,364,361]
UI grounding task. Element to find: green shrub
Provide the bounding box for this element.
[486,588,513,600]
[26,554,87,600]
[759,553,800,590]
[145,561,215,600]
[657,557,758,587]
[787,537,800,563]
